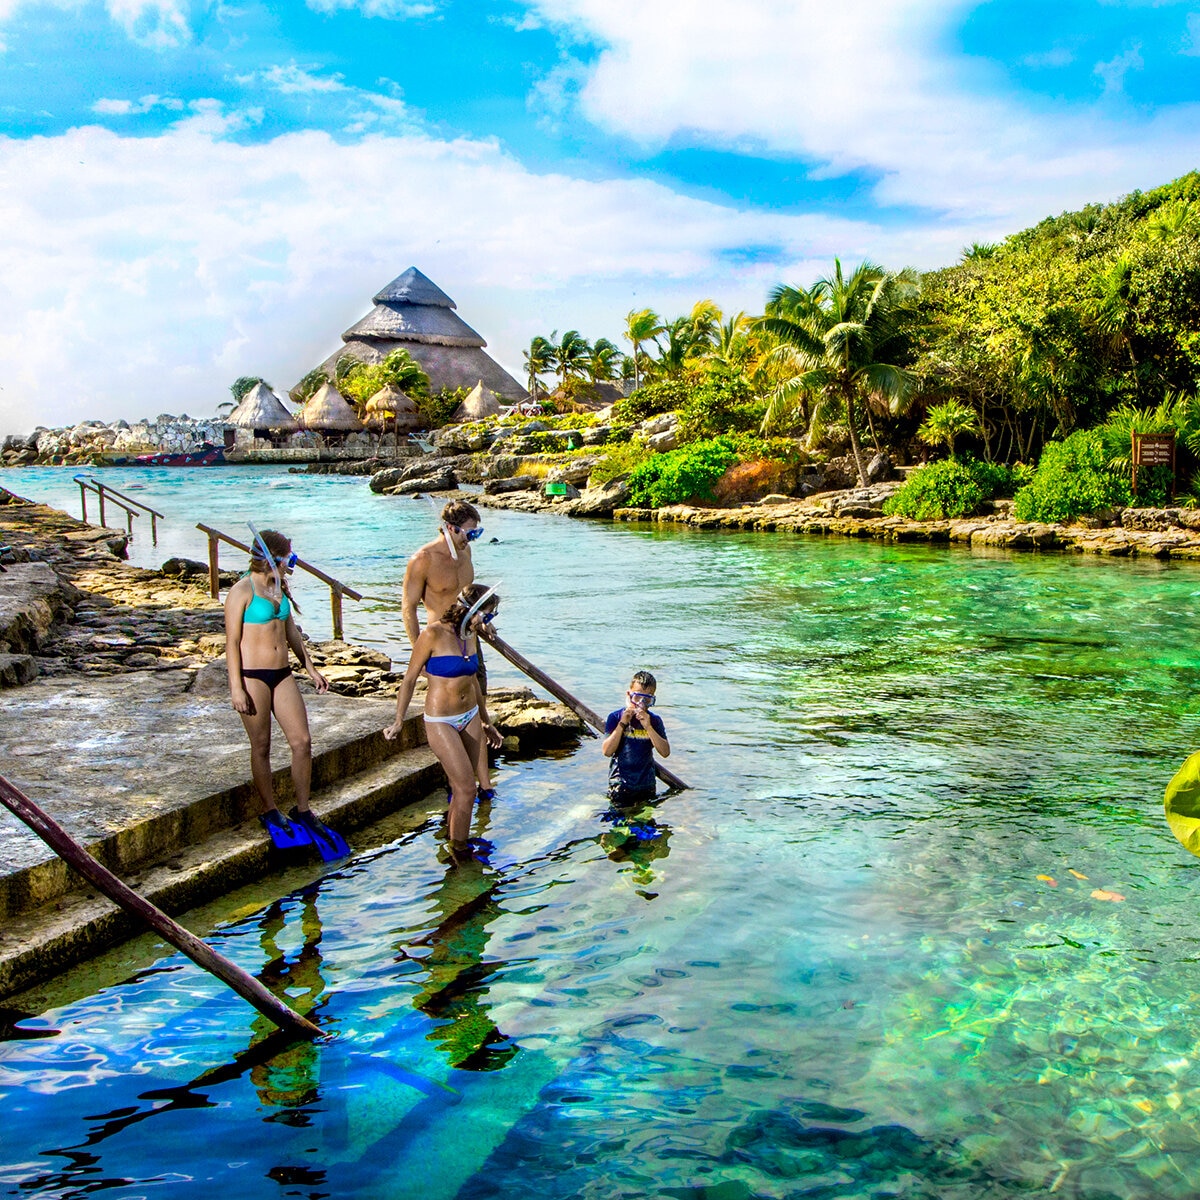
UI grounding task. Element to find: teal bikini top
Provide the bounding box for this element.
[242,577,291,625]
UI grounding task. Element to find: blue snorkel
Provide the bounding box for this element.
[248,521,284,611]
[459,582,500,641]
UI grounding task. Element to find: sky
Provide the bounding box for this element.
[1,0,1199,434]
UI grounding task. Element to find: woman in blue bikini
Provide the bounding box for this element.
[225,529,343,855]
[385,582,502,846]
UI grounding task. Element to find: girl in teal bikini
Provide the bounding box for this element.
[385,582,503,848]
[225,529,347,857]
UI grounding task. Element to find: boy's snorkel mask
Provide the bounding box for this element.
[248,521,284,610]
[459,582,500,640]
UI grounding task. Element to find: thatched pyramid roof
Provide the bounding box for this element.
[303,267,529,401]
[373,268,456,308]
[452,381,503,422]
[227,382,297,431]
[365,383,418,415]
[299,382,364,431]
[365,384,424,431]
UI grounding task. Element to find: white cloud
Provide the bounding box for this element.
[105,0,189,47]
[0,116,924,434]
[1183,11,1200,54]
[305,0,437,18]
[0,0,188,46]
[520,0,1200,223]
[93,93,184,114]
[262,64,348,95]
[1094,44,1144,94]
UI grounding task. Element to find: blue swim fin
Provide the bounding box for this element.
[289,806,351,861]
[260,808,313,850]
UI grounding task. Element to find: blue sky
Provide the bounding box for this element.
[0,0,1198,431]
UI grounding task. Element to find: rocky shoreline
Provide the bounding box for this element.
[0,488,583,746]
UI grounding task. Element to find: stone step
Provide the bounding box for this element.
[0,742,444,997]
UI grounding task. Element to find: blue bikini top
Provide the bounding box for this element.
[243,579,291,625]
[426,652,478,678]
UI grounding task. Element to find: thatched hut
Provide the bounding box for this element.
[302,267,528,401]
[226,382,298,444]
[452,381,503,422]
[298,382,364,434]
[364,384,424,433]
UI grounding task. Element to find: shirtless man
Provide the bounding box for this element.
[402,498,483,647]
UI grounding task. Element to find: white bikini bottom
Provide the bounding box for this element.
[423,706,479,733]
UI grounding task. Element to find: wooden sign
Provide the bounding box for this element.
[1131,431,1176,496]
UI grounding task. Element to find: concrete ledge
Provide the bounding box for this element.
[0,743,443,997]
[0,673,427,921]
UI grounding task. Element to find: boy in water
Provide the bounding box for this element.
[601,670,670,804]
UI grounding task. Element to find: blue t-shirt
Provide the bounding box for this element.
[606,709,666,793]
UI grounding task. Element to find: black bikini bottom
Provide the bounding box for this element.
[242,666,292,692]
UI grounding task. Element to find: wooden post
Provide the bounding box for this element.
[126,508,134,537]
[480,628,691,791]
[78,479,88,524]
[98,487,107,529]
[331,585,344,641]
[150,513,158,545]
[0,774,322,1041]
[207,532,221,599]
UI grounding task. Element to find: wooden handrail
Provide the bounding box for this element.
[0,773,321,1040]
[74,474,147,541]
[196,522,362,640]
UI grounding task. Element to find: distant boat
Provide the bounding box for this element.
[134,443,226,467]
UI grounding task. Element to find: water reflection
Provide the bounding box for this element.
[598,794,673,897]
[250,889,327,1109]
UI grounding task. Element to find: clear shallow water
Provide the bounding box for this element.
[4,468,1200,1198]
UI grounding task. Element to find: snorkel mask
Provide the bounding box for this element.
[248,521,284,607]
[424,495,458,561]
[459,582,501,640]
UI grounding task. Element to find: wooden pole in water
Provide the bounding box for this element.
[479,628,691,791]
[0,775,322,1041]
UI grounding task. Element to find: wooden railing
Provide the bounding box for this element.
[74,474,164,545]
[196,523,362,640]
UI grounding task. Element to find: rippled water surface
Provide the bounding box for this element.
[4,466,1200,1199]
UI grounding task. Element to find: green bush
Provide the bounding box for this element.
[884,458,1035,520]
[590,441,652,485]
[677,372,765,440]
[627,437,738,507]
[613,380,689,423]
[1012,429,1131,522]
[882,460,988,519]
[418,387,468,427]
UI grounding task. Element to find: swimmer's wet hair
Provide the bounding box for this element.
[441,582,500,629]
[441,499,481,527]
[249,529,290,568]
[248,529,301,613]
[630,671,657,691]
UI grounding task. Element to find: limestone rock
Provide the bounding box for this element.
[385,466,458,495]
[647,430,678,453]
[487,686,585,747]
[566,476,632,516]
[484,475,538,495]
[0,653,38,687]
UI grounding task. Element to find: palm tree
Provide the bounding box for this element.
[523,336,556,399]
[623,308,665,391]
[918,399,979,459]
[657,316,698,377]
[587,337,622,382]
[710,311,752,372]
[688,299,722,350]
[554,330,592,386]
[1146,200,1196,243]
[1090,256,1138,380]
[757,259,920,485]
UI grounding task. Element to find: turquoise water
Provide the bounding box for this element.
[4,466,1200,1198]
